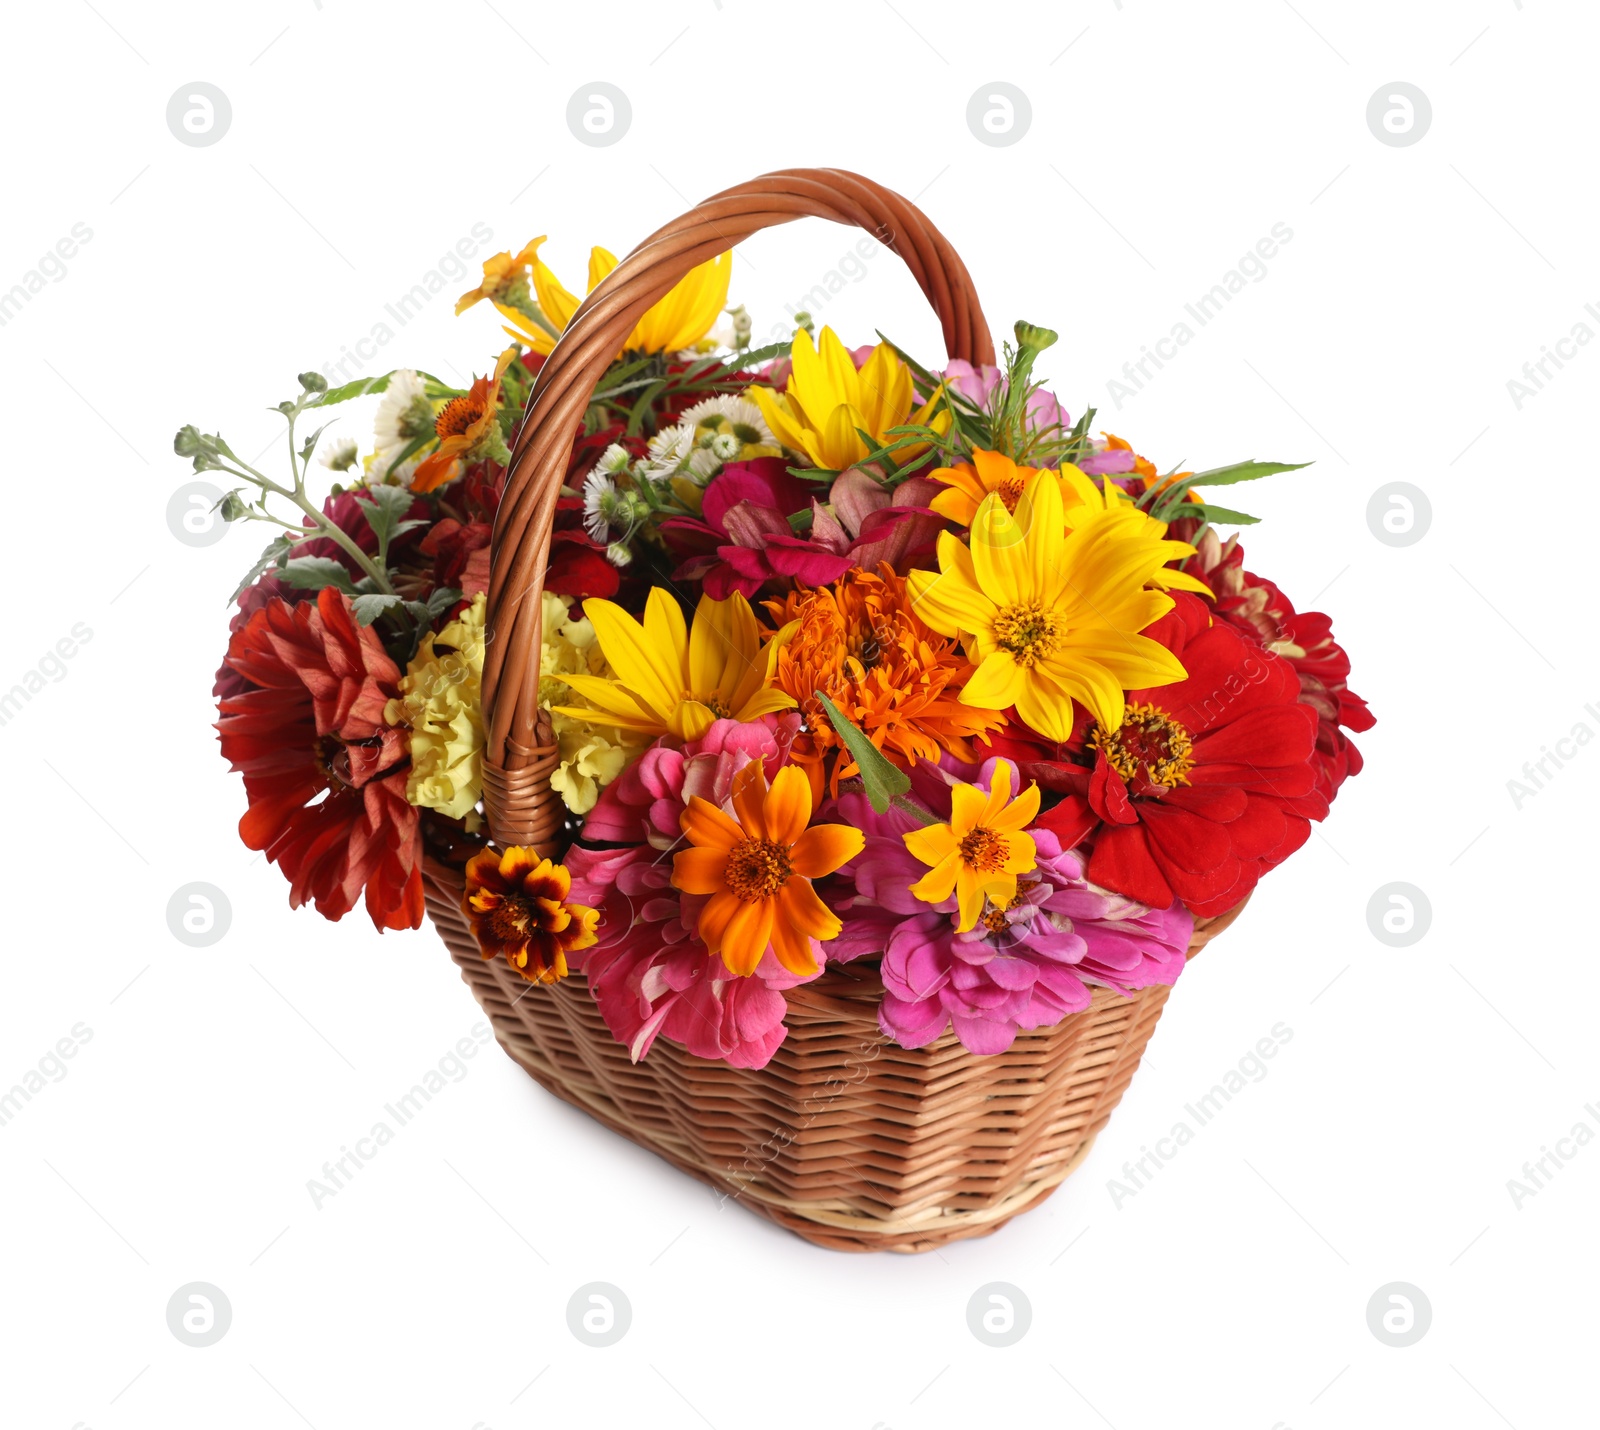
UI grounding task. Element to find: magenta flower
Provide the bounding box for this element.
[663,459,850,599]
[825,759,1194,1055]
[582,715,801,849]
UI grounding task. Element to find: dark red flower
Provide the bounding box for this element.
[421,517,492,598]
[216,587,423,930]
[1037,593,1327,917]
[297,487,430,573]
[1177,524,1374,802]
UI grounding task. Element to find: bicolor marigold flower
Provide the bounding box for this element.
[462,847,599,984]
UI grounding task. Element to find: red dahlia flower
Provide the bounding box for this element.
[1177,525,1374,802]
[1037,593,1327,917]
[216,587,424,930]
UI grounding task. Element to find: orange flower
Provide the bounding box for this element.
[1103,432,1195,502]
[671,763,863,977]
[927,448,1058,526]
[462,846,598,984]
[411,348,517,494]
[764,566,1004,799]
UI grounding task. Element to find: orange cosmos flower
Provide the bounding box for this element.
[764,565,1004,799]
[411,348,517,494]
[463,846,599,984]
[672,763,864,977]
[903,761,1040,932]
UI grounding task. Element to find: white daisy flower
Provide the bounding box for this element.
[370,370,433,482]
[583,468,617,543]
[319,435,360,472]
[687,446,721,482]
[680,395,773,446]
[641,423,695,481]
[597,442,633,477]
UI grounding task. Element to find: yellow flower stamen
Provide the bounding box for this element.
[1089,703,1195,788]
[723,837,794,902]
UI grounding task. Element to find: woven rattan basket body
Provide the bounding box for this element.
[426,168,1243,1252]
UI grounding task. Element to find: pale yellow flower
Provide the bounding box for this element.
[386,594,488,821]
[538,591,646,814]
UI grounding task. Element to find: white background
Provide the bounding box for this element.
[2,1,1594,1426]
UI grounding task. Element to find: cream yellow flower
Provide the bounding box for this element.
[495,238,731,357]
[385,594,488,821]
[538,592,646,814]
[749,326,950,472]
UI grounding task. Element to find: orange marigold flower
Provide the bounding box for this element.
[672,763,864,978]
[764,565,1005,798]
[462,846,599,984]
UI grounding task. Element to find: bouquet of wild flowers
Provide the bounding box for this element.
[192,232,1370,1071]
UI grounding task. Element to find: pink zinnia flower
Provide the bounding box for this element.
[582,715,801,848]
[826,759,1193,1055]
[564,843,816,1069]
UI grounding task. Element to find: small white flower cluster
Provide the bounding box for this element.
[645,395,777,486]
[583,396,777,568]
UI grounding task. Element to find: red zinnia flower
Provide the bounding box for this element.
[1177,525,1375,802]
[216,587,424,930]
[1037,593,1327,917]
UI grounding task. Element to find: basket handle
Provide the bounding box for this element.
[479,167,996,851]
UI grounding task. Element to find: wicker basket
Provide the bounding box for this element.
[423,168,1245,1253]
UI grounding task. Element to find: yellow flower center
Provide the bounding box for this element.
[1090,703,1195,787]
[703,695,733,718]
[957,826,1010,873]
[724,837,793,902]
[991,602,1062,667]
[436,394,485,439]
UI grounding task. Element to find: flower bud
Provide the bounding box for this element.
[298,371,329,393]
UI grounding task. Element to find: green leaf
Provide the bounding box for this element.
[228,533,294,605]
[351,593,405,626]
[1148,458,1308,520]
[1185,459,1310,488]
[280,556,356,594]
[315,369,451,407]
[425,586,464,620]
[1185,503,1261,526]
[625,378,670,437]
[355,484,415,561]
[814,692,925,818]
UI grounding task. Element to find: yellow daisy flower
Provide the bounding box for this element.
[493,237,731,356]
[550,588,796,742]
[902,761,1039,932]
[749,325,950,472]
[1056,462,1212,596]
[906,470,1189,742]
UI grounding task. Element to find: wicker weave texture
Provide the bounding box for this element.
[426,858,1241,1253]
